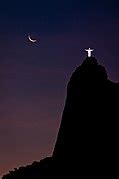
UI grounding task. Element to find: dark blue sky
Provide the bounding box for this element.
[0,0,119,176]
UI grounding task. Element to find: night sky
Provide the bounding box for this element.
[0,0,119,176]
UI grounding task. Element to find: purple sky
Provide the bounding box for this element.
[0,0,119,176]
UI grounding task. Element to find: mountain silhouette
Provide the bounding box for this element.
[2,57,119,178]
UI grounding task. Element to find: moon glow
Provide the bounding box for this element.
[28,35,37,43]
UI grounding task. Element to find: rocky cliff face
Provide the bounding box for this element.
[3,57,119,178]
[53,57,119,175]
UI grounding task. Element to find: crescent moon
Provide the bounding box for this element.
[28,35,37,43]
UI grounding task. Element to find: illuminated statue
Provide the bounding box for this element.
[85,48,94,57]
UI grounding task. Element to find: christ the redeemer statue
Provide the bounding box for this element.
[85,48,94,57]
